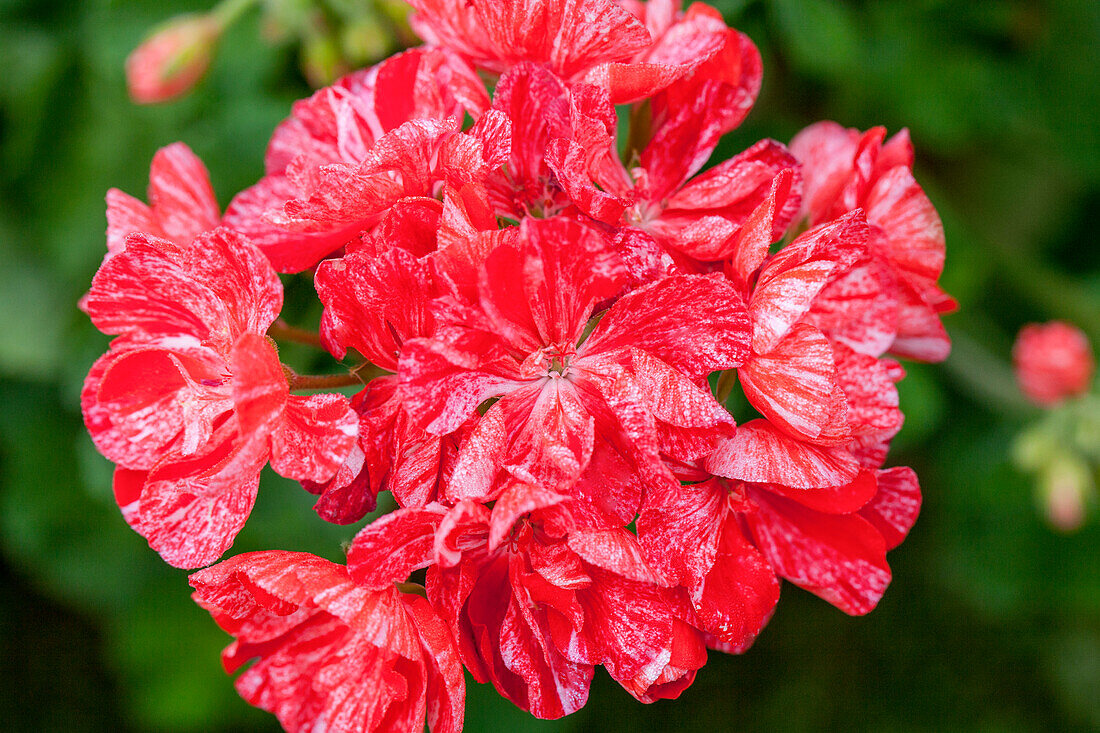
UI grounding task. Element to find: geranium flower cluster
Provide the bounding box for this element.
[82,0,953,729]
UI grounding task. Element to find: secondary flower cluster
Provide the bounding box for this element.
[1011,322,1097,531]
[83,0,954,729]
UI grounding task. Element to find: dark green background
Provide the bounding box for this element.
[1,0,1098,730]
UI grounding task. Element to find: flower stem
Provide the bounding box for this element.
[211,0,258,29]
[289,372,363,390]
[268,318,325,349]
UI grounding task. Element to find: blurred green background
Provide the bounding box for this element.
[1,0,1099,730]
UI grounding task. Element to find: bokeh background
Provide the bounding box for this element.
[2,0,1099,730]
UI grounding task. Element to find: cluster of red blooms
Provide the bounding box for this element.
[83,0,954,729]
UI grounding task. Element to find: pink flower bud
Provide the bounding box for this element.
[1013,321,1095,407]
[125,14,221,104]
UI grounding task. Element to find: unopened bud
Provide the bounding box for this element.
[1012,321,1095,407]
[126,14,222,104]
[1040,454,1093,532]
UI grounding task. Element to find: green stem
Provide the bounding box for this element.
[941,327,1037,419]
[212,0,259,29]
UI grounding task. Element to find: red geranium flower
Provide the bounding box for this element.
[347,500,706,719]
[790,122,955,362]
[191,551,465,732]
[398,216,751,521]
[81,229,357,567]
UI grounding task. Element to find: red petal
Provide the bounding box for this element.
[272,393,358,483]
[105,188,155,256]
[86,344,230,468]
[83,228,282,354]
[584,274,752,377]
[638,475,726,587]
[745,488,891,615]
[316,246,436,368]
[805,252,899,358]
[136,427,267,568]
[693,522,779,650]
[347,504,450,589]
[865,165,945,287]
[738,324,847,442]
[707,419,859,489]
[567,528,661,584]
[861,466,921,550]
[834,344,903,447]
[765,468,878,514]
[750,211,869,353]
[230,332,287,438]
[191,552,460,733]
[888,279,952,362]
[147,142,221,243]
[407,0,651,79]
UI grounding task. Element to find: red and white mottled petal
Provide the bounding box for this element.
[185,228,283,342]
[765,468,878,514]
[576,570,704,702]
[584,274,752,377]
[744,488,891,615]
[865,165,945,287]
[147,142,221,243]
[696,168,795,276]
[83,233,223,342]
[401,593,467,733]
[347,504,450,589]
[316,246,435,368]
[230,332,288,438]
[190,552,460,733]
[407,0,651,79]
[638,475,726,587]
[889,279,952,362]
[489,480,570,551]
[84,342,228,469]
[272,393,358,483]
[789,121,861,223]
[738,324,845,442]
[692,521,779,650]
[399,331,524,436]
[567,528,661,584]
[749,258,835,355]
[834,343,903,445]
[707,419,859,489]
[105,188,157,255]
[136,427,267,568]
[861,466,921,550]
[545,138,627,224]
[629,352,719,426]
[804,252,899,357]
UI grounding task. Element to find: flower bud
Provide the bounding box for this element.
[1012,321,1095,407]
[125,14,222,104]
[1040,453,1094,532]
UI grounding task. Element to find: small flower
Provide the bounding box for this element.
[1013,321,1095,406]
[126,14,222,104]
